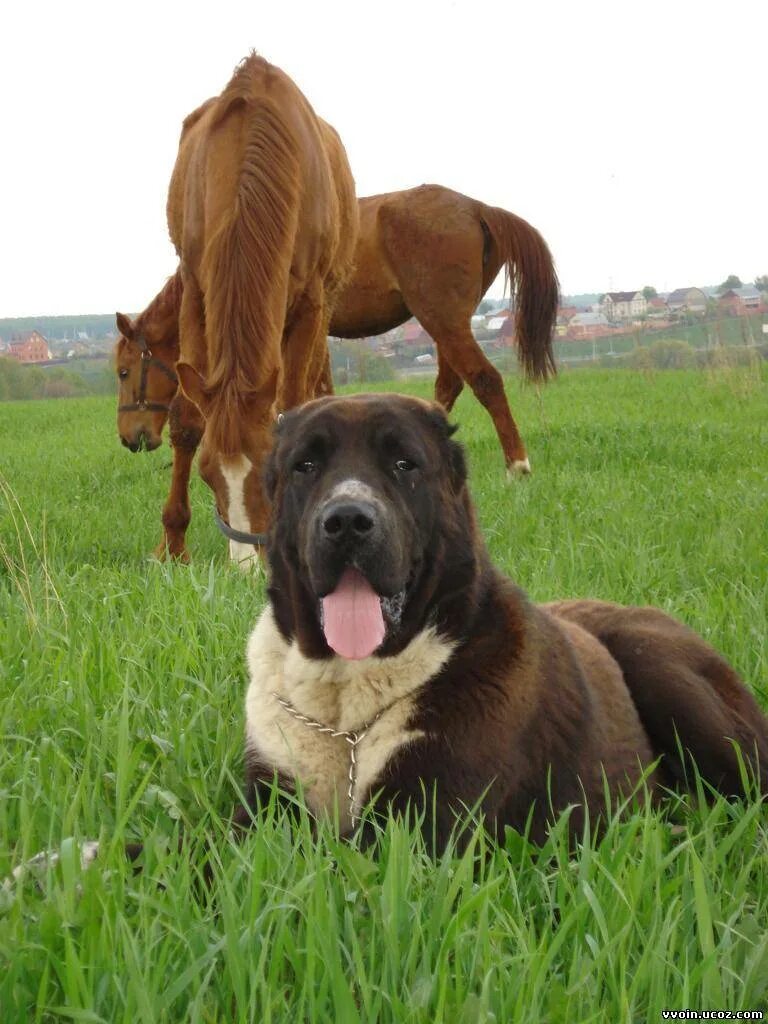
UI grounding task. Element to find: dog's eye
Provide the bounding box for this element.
[294,460,318,475]
[394,459,417,473]
[118,368,129,380]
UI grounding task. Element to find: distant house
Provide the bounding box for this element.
[499,314,517,347]
[7,330,53,364]
[647,296,669,317]
[567,312,613,339]
[402,318,429,345]
[718,286,763,315]
[554,306,580,335]
[600,291,647,322]
[666,287,708,314]
[557,305,580,324]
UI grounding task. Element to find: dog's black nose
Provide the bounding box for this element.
[322,501,376,541]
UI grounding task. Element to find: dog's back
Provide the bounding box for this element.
[545,600,768,796]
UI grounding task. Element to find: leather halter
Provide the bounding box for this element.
[118,335,178,415]
[213,508,268,548]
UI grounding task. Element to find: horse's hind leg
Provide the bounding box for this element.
[384,219,530,474]
[380,201,532,477]
[422,318,530,474]
[435,351,464,411]
[547,600,768,797]
[280,282,327,410]
[312,348,334,398]
[154,393,204,561]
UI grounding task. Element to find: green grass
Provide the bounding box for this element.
[1,367,767,1022]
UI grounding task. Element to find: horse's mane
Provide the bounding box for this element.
[180,97,216,138]
[201,53,302,454]
[135,271,182,338]
[114,274,182,367]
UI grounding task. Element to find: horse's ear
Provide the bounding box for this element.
[177,361,210,415]
[115,312,134,340]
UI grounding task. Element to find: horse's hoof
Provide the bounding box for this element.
[152,543,190,563]
[506,458,532,480]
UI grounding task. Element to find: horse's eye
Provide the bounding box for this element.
[118,368,129,380]
[294,460,318,475]
[394,459,417,473]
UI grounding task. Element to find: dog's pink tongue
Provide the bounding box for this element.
[321,567,385,660]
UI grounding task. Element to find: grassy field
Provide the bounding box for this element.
[1,367,767,1022]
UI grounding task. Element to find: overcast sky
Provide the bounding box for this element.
[2,0,766,317]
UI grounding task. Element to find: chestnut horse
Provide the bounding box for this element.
[115,273,206,561]
[332,184,558,474]
[155,54,357,565]
[116,184,557,560]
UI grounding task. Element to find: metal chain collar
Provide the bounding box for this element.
[273,692,388,826]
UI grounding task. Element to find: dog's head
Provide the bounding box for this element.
[264,394,481,660]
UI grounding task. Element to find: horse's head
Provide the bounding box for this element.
[115,311,179,452]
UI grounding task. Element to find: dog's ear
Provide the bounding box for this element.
[445,436,467,492]
[263,445,279,501]
[263,414,290,500]
[424,406,466,492]
[424,403,458,436]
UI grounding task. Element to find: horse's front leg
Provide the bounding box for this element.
[155,393,205,561]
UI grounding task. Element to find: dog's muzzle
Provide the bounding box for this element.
[319,499,380,549]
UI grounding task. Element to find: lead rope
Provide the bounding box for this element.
[272,693,388,826]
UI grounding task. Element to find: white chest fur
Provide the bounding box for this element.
[244,607,455,831]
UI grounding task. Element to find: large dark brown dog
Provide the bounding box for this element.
[7,394,767,890]
[240,393,768,850]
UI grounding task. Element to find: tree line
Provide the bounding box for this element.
[0,313,117,342]
[0,357,115,401]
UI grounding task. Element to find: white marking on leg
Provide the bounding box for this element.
[507,458,531,479]
[220,454,259,570]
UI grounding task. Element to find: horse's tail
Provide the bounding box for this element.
[201,78,300,454]
[478,204,559,382]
